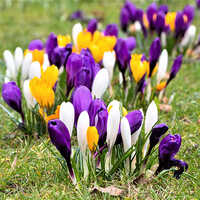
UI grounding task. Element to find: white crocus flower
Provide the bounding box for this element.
[121,117,131,172]
[92,68,109,99]
[143,101,158,157]
[21,53,32,81]
[134,21,142,32]
[14,47,23,72]
[161,32,167,47]
[72,23,83,47]
[42,53,50,72]
[103,51,116,83]
[29,61,41,79]
[105,106,121,172]
[23,80,36,109]
[59,102,74,137]
[77,111,90,178]
[157,49,168,84]
[180,25,196,48]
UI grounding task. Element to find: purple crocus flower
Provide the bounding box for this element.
[147,123,168,156]
[167,55,182,85]
[48,119,75,182]
[149,37,161,77]
[87,18,98,34]
[197,0,200,9]
[135,9,148,37]
[175,12,188,39]
[2,82,24,122]
[115,38,131,88]
[146,2,158,31]
[120,6,130,32]
[125,37,136,51]
[124,0,137,22]
[116,110,143,144]
[104,24,118,37]
[28,39,43,50]
[88,99,108,146]
[183,5,195,23]
[69,10,84,21]
[46,33,72,69]
[136,74,147,95]
[155,11,169,36]
[71,86,92,124]
[159,5,168,14]
[156,134,188,179]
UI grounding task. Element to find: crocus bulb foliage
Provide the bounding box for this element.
[92,68,109,99]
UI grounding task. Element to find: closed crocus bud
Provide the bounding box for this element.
[77,111,89,178]
[120,7,130,32]
[147,123,168,156]
[48,119,76,184]
[125,37,136,51]
[46,32,57,61]
[59,102,74,137]
[156,134,188,179]
[147,2,157,31]
[180,25,196,48]
[72,23,83,47]
[28,39,43,51]
[104,24,118,37]
[23,80,36,109]
[87,126,99,153]
[175,12,188,39]
[144,101,158,157]
[159,4,168,14]
[72,86,92,124]
[29,61,41,79]
[88,99,108,146]
[92,68,109,99]
[3,50,16,80]
[167,55,182,85]
[21,53,32,81]
[2,82,24,121]
[70,10,84,20]
[121,117,131,153]
[149,37,161,77]
[103,51,116,83]
[157,49,168,84]
[105,106,121,172]
[183,5,195,24]
[87,18,98,34]
[197,0,200,9]
[14,47,23,72]
[155,11,169,36]
[125,0,137,22]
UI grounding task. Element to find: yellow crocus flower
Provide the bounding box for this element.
[24,49,44,66]
[165,12,177,31]
[87,126,99,153]
[77,29,92,51]
[57,35,71,48]
[156,81,166,91]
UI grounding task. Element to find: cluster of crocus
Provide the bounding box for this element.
[47,94,188,183]
[120,1,196,54]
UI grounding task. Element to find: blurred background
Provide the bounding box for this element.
[0,0,198,56]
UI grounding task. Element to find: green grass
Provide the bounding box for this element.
[0,0,200,199]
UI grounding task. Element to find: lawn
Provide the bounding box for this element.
[0,0,200,199]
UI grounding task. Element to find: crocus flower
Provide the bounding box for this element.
[2,82,24,122]
[48,119,76,184]
[144,101,158,157]
[77,111,90,178]
[180,25,196,48]
[159,5,168,14]
[105,106,121,172]
[87,19,98,34]
[72,86,92,124]
[147,123,168,156]
[29,61,41,79]
[59,102,75,137]
[197,0,200,9]
[103,51,116,83]
[167,55,182,85]
[149,37,161,77]
[104,24,118,37]
[155,11,169,36]
[125,37,136,51]
[156,134,188,179]
[87,126,99,153]
[21,53,33,81]
[183,5,195,24]
[88,99,108,146]
[28,39,43,51]
[46,33,72,68]
[120,6,130,32]
[146,2,158,31]
[3,48,23,81]
[136,74,147,95]
[124,0,137,22]
[92,68,109,99]
[70,10,85,21]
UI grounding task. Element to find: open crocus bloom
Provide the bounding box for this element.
[156,134,188,179]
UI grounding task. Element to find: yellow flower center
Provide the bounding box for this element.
[165,12,177,31]
[87,126,99,153]
[57,35,71,48]
[130,54,149,83]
